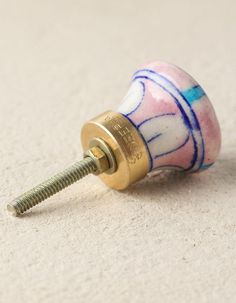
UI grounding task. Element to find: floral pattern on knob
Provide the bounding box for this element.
[118,61,221,172]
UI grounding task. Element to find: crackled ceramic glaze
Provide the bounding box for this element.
[118,61,221,172]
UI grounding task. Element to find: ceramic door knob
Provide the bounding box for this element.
[8,61,221,216]
[118,61,221,173]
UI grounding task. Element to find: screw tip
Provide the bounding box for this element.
[7,203,19,217]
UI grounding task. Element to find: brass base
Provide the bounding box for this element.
[81,111,149,190]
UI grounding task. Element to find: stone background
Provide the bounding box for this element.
[0,1,235,302]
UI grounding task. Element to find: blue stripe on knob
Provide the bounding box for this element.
[182,85,205,105]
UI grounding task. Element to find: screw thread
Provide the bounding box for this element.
[7,157,97,216]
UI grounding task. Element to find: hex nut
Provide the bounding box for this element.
[88,137,117,175]
[84,146,110,175]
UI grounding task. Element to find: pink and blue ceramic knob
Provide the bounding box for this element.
[118,61,221,173]
[81,61,221,190]
[8,60,222,216]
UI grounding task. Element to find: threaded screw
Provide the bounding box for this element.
[7,156,98,216]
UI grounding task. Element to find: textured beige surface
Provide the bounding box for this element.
[0,1,236,302]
